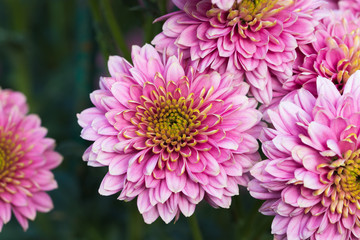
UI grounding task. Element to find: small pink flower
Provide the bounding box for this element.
[0,89,62,231]
[285,10,360,95]
[249,70,360,239]
[77,44,262,223]
[152,0,321,104]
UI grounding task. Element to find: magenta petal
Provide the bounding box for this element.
[108,56,131,77]
[178,197,195,217]
[272,215,290,235]
[307,122,337,151]
[142,206,159,224]
[202,151,220,176]
[165,57,186,83]
[127,161,145,182]
[99,173,125,196]
[165,171,186,193]
[0,202,11,223]
[176,25,198,47]
[109,154,132,175]
[137,190,153,214]
[157,202,178,224]
[154,180,172,204]
[144,155,160,175]
[13,209,29,230]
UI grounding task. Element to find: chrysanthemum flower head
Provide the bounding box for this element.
[152,0,321,104]
[285,10,360,95]
[77,44,262,223]
[0,89,62,231]
[249,70,360,239]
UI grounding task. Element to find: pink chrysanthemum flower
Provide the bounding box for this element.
[249,70,360,239]
[152,0,321,104]
[77,44,262,223]
[285,11,360,95]
[0,89,62,231]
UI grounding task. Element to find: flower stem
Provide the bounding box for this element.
[188,215,203,240]
[4,0,34,109]
[128,202,144,240]
[88,0,110,59]
[101,0,131,60]
[158,0,168,15]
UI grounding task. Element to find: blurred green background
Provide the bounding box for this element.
[0,0,272,239]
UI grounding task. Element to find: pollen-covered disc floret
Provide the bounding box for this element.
[136,85,208,155]
[152,0,321,104]
[286,11,360,95]
[0,89,62,231]
[324,149,360,213]
[77,44,262,224]
[249,71,360,239]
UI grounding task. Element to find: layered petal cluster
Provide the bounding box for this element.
[285,11,360,95]
[77,44,262,223]
[152,0,321,104]
[249,71,360,239]
[0,89,62,231]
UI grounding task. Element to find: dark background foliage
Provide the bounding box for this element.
[0,0,272,239]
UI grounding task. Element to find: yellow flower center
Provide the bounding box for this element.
[144,96,204,152]
[0,127,27,181]
[315,146,360,218]
[206,0,292,29]
[335,150,360,200]
[0,148,5,171]
[232,0,279,22]
[0,130,16,174]
[129,79,217,158]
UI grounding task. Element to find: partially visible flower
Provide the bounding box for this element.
[249,71,360,239]
[285,11,360,95]
[0,89,62,231]
[152,0,321,104]
[260,10,360,122]
[78,44,262,224]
